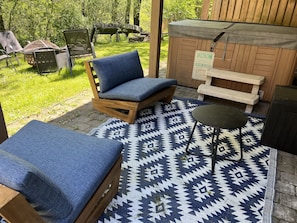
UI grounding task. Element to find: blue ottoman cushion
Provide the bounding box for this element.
[0,120,123,223]
[0,149,72,219]
[99,77,178,101]
[93,50,144,93]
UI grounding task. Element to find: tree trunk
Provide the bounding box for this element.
[7,1,18,30]
[0,1,5,31]
[133,0,142,26]
[0,13,5,31]
[125,0,131,24]
[111,0,119,23]
[45,1,55,39]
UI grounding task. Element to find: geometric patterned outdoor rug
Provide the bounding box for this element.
[89,98,277,223]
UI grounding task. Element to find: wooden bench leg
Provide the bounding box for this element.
[198,94,205,101]
[245,105,253,113]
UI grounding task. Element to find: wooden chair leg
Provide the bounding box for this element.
[159,87,176,103]
[245,104,253,113]
[198,94,205,101]
[92,99,139,124]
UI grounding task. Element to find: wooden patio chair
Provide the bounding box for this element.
[0,31,23,66]
[84,50,177,124]
[0,104,123,223]
[63,28,96,75]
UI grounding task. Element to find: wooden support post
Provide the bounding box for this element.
[201,0,211,19]
[148,0,163,78]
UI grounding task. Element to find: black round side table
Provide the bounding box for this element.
[185,104,248,174]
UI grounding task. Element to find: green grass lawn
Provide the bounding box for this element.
[0,39,169,126]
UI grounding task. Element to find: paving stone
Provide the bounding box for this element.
[281,172,297,187]
[273,203,297,222]
[275,181,296,195]
[88,112,101,119]
[274,191,280,203]
[275,171,282,183]
[73,115,92,124]
[280,193,297,210]
[76,123,93,132]
[277,162,296,175]
[279,151,297,166]
[272,217,280,223]
[279,220,293,223]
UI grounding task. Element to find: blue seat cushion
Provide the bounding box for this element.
[0,120,123,223]
[93,50,144,93]
[0,149,72,219]
[99,77,178,101]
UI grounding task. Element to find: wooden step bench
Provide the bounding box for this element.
[197,68,265,113]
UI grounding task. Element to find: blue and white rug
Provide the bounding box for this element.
[90,98,277,223]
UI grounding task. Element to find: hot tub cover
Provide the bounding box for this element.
[169,19,297,50]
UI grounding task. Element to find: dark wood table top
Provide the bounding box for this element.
[192,104,248,129]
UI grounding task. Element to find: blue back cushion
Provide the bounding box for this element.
[92,50,144,93]
[0,149,72,219]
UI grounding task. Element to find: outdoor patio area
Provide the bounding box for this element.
[0,60,294,223]
[1,0,297,222]
[5,63,293,222]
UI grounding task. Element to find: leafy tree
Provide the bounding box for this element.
[1,0,87,45]
[163,0,199,22]
[82,0,112,25]
[0,0,204,46]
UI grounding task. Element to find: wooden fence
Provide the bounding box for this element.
[201,0,297,27]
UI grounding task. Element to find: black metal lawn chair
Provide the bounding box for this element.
[63,29,96,75]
